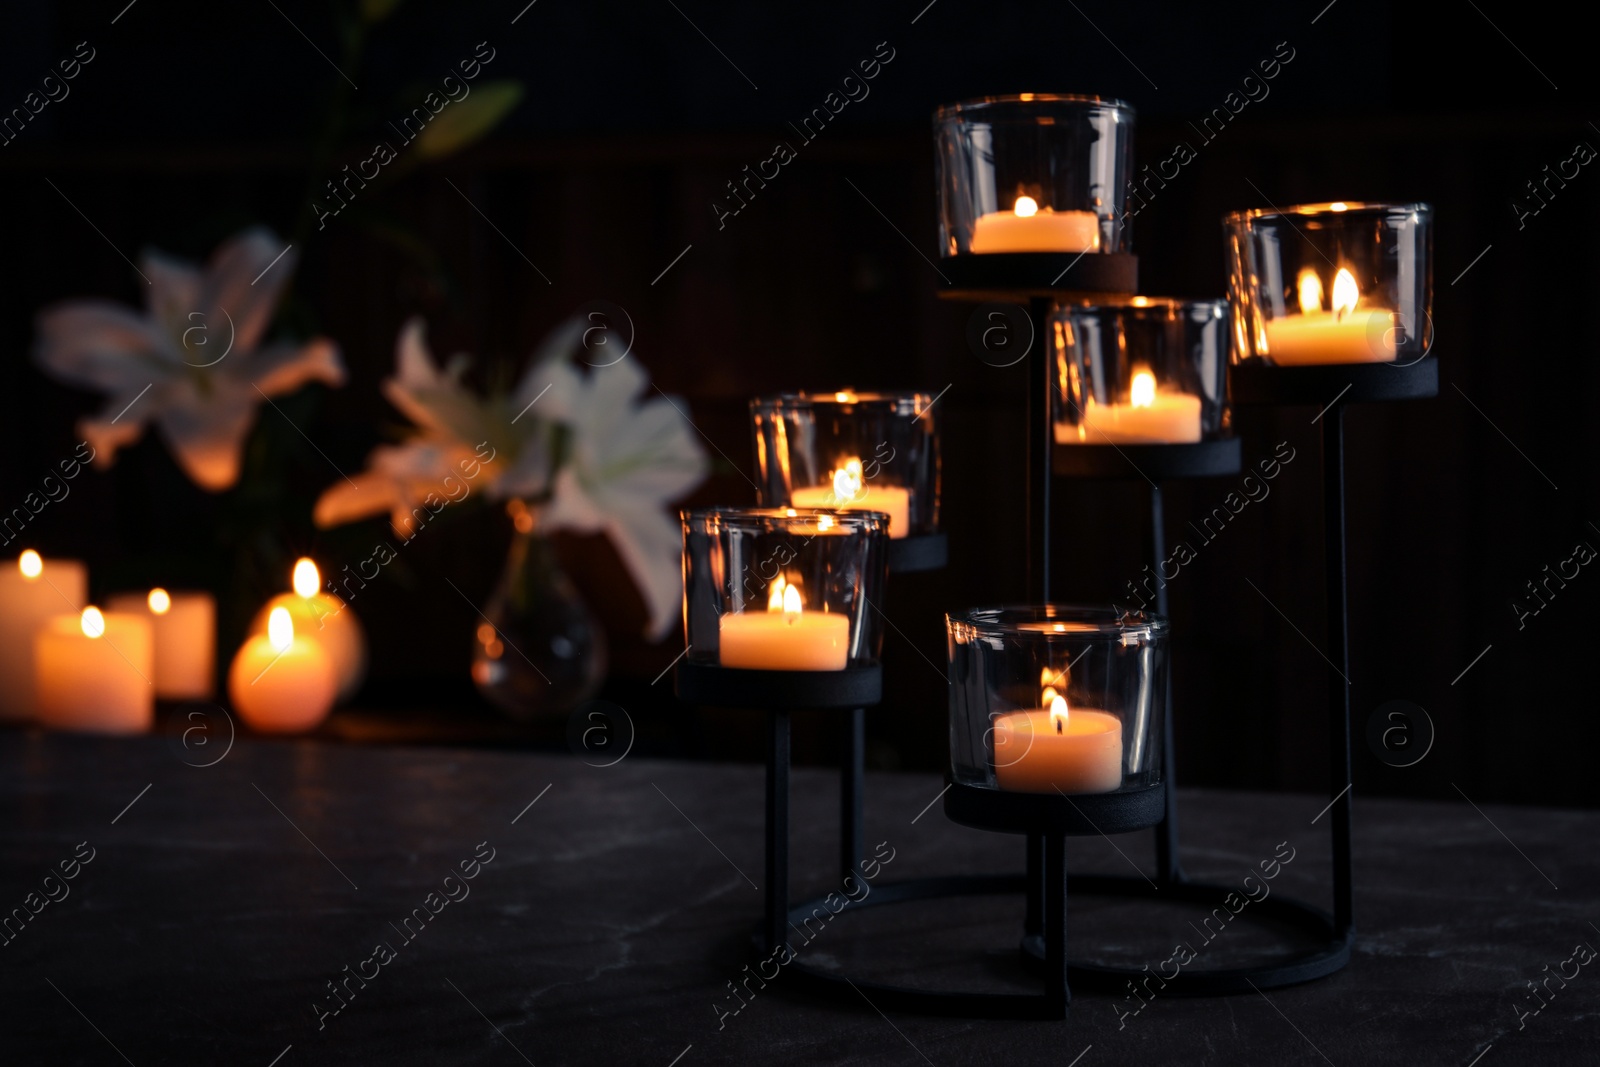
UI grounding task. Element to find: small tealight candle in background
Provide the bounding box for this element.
[229,607,337,733]
[107,588,217,700]
[35,606,154,735]
[1067,368,1204,444]
[969,195,1102,254]
[790,458,912,538]
[0,551,90,721]
[1262,266,1396,365]
[719,575,850,670]
[250,558,365,700]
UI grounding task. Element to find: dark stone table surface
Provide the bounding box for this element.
[1,732,1594,1065]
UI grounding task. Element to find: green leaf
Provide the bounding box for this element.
[360,0,404,23]
[414,81,524,160]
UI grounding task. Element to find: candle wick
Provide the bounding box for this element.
[1056,718,1063,735]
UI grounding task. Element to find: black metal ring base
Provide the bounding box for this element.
[675,662,882,709]
[765,872,1348,1019]
[1230,357,1438,406]
[888,532,948,573]
[1021,874,1351,994]
[936,251,1139,301]
[944,779,1166,836]
[1052,437,1243,480]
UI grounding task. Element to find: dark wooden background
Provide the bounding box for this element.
[2,0,1596,805]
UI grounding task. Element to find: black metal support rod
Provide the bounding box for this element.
[1321,405,1355,937]
[1027,296,1053,603]
[1024,296,1053,941]
[1149,483,1184,885]
[841,707,865,885]
[766,709,791,954]
[1045,832,1069,1014]
[1024,833,1044,937]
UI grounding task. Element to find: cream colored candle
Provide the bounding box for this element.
[1263,267,1396,365]
[790,457,911,538]
[719,578,849,671]
[107,589,216,700]
[250,558,365,700]
[229,607,338,733]
[993,695,1123,794]
[0,552,89,721]
[35,607,154,735]
[970,196,1100,254]
[1066,370,1203,444]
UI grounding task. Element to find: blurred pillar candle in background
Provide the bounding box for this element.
[35,607,154,734]
[0,552,89,721]
[229,607,337,733]
[249,558,365,701]
[107,589,216,700]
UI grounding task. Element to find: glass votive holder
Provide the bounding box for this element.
[1051,298,1230,445]
[934,94,1135,257]
[682,508,889,671]
[1223,201,1433,366]
[947,606,1167,795]
[750,392,939,540]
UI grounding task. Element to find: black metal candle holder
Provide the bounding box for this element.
[1015,435,1350,997]
[899,250,1352,1011]
[1223,353,1441,983]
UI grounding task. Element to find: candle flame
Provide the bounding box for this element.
[1050,693,1068,733]
[1013,195,1039,217]
[817,514,835,531]
[1297,268,1324,315]
[834,390,858,403]
[148,588,172,615]
[292,558,320,598]
[1331,268,1359,321]
[1130,370,1156,409]
[782,582,802,616]
[831,457,864,503]
[768,574,789,612]
[80,607,106,639]
[268,606,294,652]
[1329,201,1348,212]
[18,550,42,580]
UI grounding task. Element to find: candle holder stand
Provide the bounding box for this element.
[675,662,884,966]
[1218,354,1440,982]
[794,251,1340,1011]
[676,631,1171,1020]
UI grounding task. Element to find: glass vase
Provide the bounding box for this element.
[472,501,606,720]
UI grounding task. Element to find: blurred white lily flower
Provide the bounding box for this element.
[316,316,707,640]
[33,227,345,491]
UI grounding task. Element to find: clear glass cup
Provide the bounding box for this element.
[947,606,1167,794]
[682,507,889,671]
[1051,298,1230,445]
[750,392,940,539]
[1222,201,1433,366]
[934,94,1136,257]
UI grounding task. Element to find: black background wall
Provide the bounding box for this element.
[2,1,1596,805]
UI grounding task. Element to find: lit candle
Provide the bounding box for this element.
[970,195,1101,254]
[1262,267,1396,365]
[790,457,912,538]
[993,686,1123,794]
[1064,368,1204,444]
[719,576,850,671]
[35,607,154,735]
[0,551,89,721]
[251,559,365,700]
[229,606,338,733]
[107,588,216,700]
